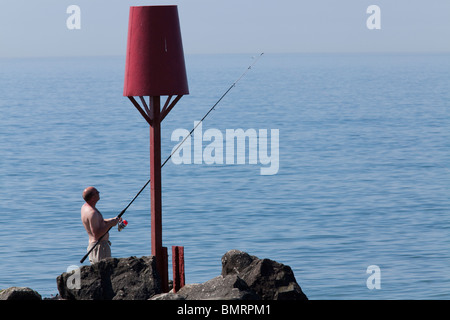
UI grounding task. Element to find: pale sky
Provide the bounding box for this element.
[0,0,449,58]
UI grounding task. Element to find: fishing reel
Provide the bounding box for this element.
[118,219,128,232]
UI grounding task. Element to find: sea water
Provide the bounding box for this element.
[0,53,449,299]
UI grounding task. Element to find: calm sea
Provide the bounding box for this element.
[0,53,449,299]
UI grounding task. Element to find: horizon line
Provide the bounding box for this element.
[1,50,449,60]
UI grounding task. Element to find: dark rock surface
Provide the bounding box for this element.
[5,250,308,300]
[0,287,42,300]
[221,249,308,300]
[153,249,308,300]
[56,256,161,300]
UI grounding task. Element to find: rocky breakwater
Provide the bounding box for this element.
[154,249,308,300]
[53,249,308,300]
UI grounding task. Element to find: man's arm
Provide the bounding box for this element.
[90,212,119,240]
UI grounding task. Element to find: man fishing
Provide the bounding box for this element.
[81,186,120,264]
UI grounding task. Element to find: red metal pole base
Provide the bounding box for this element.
[172,246,185,293]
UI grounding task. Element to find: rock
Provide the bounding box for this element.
[221,250,308,300]
[0,287,42,300]
[221,249,256,275]
[55,251,308,300]
[56,256,161,300]
[175,275,260,300]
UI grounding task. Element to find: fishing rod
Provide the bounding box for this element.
[80,53,264,263]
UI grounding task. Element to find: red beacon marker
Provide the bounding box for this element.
[123,5,188,293]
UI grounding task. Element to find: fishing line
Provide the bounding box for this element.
[163,52,264,167]
[130,53,263,207]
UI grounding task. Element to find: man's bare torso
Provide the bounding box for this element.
[81,203,109,243]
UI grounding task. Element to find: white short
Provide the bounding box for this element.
[87,240,111,264]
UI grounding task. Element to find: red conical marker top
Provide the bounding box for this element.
[124,5,189,97]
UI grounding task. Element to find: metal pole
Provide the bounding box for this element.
[149,96,168,292]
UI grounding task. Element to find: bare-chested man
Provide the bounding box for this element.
[81,186,120,264]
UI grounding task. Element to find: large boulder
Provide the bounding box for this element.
[0,287,42,300]
[56,256,161,300]
[221,249,308,300]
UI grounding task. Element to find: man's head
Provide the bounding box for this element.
[83,186,100,204]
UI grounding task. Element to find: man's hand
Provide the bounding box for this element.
[108,216,120,227]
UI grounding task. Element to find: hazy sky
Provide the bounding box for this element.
[0,0,449,57]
